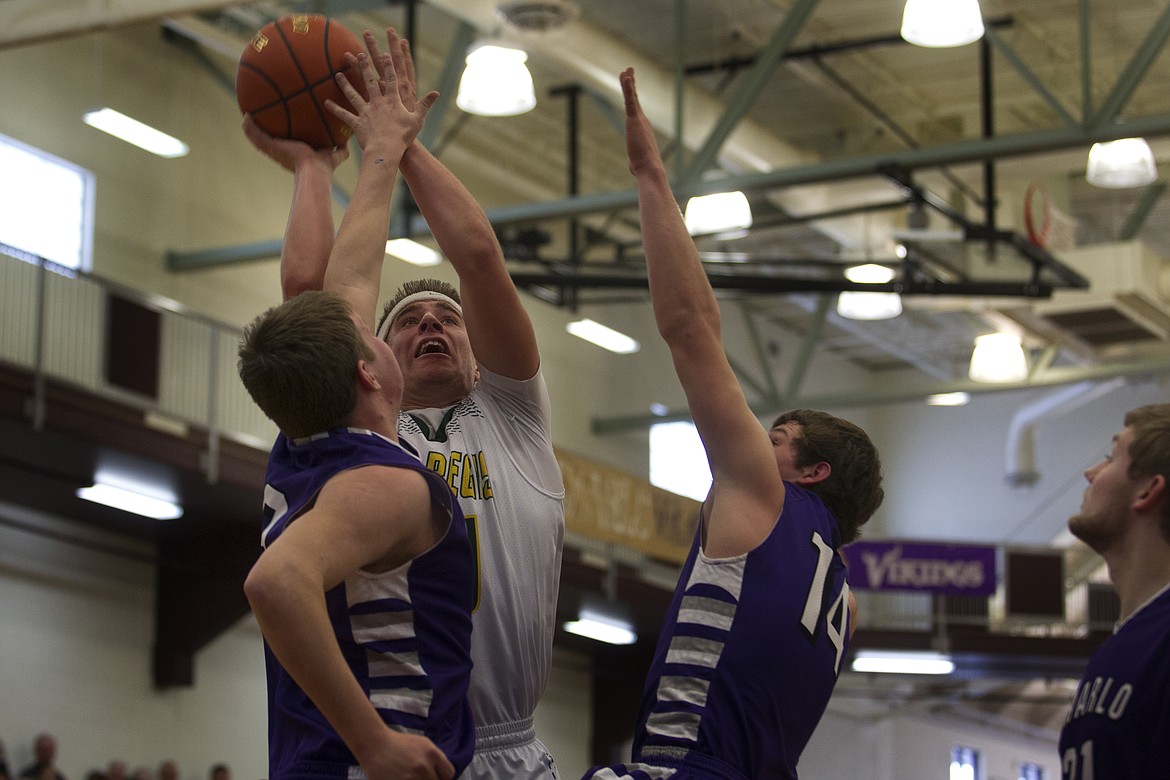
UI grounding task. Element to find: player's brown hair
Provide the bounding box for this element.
[771,409,884,545]
[239,291,373,438]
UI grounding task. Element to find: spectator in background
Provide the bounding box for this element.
[18,735,65,780]
[129,767,151,780]
[104,764,125,780]
[156,763,176,780]
[207,766,227,780]
[1,737,11,780]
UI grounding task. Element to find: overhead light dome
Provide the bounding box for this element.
[683,191,752,235]
[456,43,537,117]
[969,332,1028,383]
[900,0,985,48]
[1086,137,1158,189]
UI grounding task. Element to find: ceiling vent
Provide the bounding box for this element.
[1024,240,1170,358]
[496,0,579,34]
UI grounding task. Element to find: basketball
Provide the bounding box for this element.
[236,14,364,149]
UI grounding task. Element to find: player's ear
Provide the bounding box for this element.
[1133,473,1167,512]
[793,461,831,486]
[356,359,380,391]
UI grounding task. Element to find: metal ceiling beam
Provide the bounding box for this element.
[678,0,820,185]
[739,301,781,404]
[508,272,1063,297]
[785,297,958,382]
[783,296,831,402]
[592,357,1170,433]
[983,26,1078,128]
[421,114,1170,230]
[1087,1,1170,129]
[167,100,1168,270]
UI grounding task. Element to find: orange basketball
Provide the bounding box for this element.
[236,14,364,149]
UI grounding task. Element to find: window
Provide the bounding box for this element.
[950,745,979,780]
[649,421,711,502]
[0,132,94,271]
[1018,762,1043,780]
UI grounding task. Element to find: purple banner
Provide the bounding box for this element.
[842,540,997,596]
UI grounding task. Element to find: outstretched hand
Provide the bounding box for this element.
[242,113,350,173]
[364,28,422,112]
[327,49,438,154]
[621,68,666,179]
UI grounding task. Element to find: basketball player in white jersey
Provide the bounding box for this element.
[244,28,565,780]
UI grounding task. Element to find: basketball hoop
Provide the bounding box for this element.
[1024,182,1051,249]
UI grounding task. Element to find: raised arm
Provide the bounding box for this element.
[242,115,348,302]
[322,51,437,330]
[622,68,783,556]
[244,467,454,780]
[371,29,540,379]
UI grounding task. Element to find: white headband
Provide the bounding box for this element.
[376,291,463,341]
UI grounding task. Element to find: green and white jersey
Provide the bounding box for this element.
[398,366,565,739]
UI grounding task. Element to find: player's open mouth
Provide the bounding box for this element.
[415,339,449,358]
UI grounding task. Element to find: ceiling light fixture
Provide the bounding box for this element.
[683,191,752,235]
[851,650,955,675]
[563,614,637,645]
[77,482,183,520]
[968,332,1028,383]
[836,263,903,320]
[455,42,537,117]
[82,108,189,158]
[926,392,971,407]
[385,238,442,267]
[1085,137,1158,189]
[566,318,640,354]
[900,0,985,48]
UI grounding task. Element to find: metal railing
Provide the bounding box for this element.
[0,247,277,471]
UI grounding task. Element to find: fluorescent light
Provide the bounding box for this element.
[836,264,902,320]
[926,391,971,406]
[385,238,441,267]
[566,318,640,354]
[851,650,955,675]
[969,332,1028,383]
[456,43,537,117]
[77,483,183,520]
[82,108,189,158]
[844,264,896,285]
[684,191,752,235]
[900,0,984,47]
[1086,138,1158,189]
[563,615,637,645]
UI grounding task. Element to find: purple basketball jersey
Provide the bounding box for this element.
[260,428,475,780]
